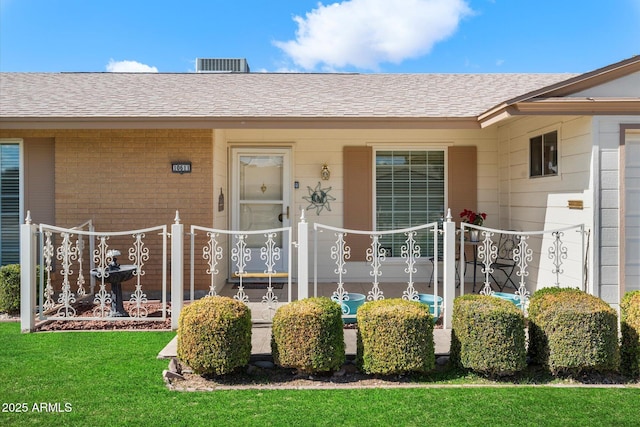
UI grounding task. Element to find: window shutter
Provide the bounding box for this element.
[448,146,477,225]
[342,145,477,261]
[343,146,372,261]
[25,138,55,226]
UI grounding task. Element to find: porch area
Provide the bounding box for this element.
[19,209,589,333]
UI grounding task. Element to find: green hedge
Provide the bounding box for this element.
[527,287,584,366]
[271,297,345,374]
[450,294,526,376]
[177,296,252,376]
[0,264,22,314]
[356,298,435,375]
[620,290,640,378]
[527,288,619,375]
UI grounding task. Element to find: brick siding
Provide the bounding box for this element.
[2,129,215,294]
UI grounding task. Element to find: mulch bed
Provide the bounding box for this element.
[164,358,640,391]
[166,363,449,391]
[34,300,171,331]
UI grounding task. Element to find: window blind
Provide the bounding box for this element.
[375,150,445,257]
[0,143,20,265]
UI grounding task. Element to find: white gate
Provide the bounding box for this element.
[189,224,292,322]
[312,221,441,322]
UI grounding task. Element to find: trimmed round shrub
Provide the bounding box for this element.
[527,287,584,366]
[177,296,252,376]
[0,264,21,314]
[356,298,435,375]
[450,294,526,376]
[620,290,640,378]
[528,288,619,375]
[271,297,345,374]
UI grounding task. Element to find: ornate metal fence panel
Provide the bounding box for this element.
[459,223,587,313]
[190,225,292,322]
[313,222,440,319]
[37,223,168,322]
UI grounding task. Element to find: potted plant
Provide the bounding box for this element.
[460,209,486,241]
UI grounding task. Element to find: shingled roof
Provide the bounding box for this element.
[0,72,575,121]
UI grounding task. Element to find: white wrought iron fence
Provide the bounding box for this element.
[36,223,168,322]
[70,219,96,294]
[459,223,587,312]
[20,209,590,332]
[190,225,292,321]
[312,222,441,321]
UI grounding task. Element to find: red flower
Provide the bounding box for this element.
[460,209,486,226]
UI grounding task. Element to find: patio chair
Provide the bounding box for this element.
[488,233,519,291]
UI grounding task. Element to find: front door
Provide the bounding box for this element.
[231,148,291,278]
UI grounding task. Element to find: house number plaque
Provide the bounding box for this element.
[171,162,192,174]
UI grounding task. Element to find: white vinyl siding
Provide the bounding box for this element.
[498,117,593,292]
[625,133,640,292]
[223,127,497,282]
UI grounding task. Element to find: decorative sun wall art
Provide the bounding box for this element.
[303,182,336,215]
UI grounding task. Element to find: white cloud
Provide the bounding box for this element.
[274,0,472,71]
[106,59,158,73]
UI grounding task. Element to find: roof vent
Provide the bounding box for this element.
[196,58,250,73]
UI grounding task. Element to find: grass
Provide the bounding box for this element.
[1,322,639,426]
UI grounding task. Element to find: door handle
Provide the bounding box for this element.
[277,206,289,222]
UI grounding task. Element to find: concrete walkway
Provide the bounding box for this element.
[158,326,451,359]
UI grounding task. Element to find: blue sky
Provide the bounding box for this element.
[1,0,639,74]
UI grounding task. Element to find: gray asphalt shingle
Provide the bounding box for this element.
[0,72,577,119]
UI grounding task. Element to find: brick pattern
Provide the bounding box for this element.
[2,129,214,293]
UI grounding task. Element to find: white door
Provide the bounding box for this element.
[625,134,640,292]
[231,148,291,277]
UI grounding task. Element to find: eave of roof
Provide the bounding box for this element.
[0,116,482,130]
[478,56,640,127]
[515,97,640,114]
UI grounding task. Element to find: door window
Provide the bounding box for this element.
[231,148,291,275]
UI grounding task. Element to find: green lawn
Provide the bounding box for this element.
[1,322,639,427]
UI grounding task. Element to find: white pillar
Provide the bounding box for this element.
[297,209,309,300]
[443,208,456,330]
[20,211,37,333]
[171,211,184,330]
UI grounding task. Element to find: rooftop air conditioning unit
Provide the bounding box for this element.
[196,58,250,73]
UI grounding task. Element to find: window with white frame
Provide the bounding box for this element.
[375,150,445,257]
[0,143,20,265]
[530,130,558,178]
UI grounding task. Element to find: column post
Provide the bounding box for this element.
[171,211,184,330]
[297,209,309,300]
[443,208,456,330]
[20,211,37,333]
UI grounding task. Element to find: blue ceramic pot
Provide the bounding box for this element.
[492,292,523,309]
[417,293,443,319]
[333,292,366,324]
